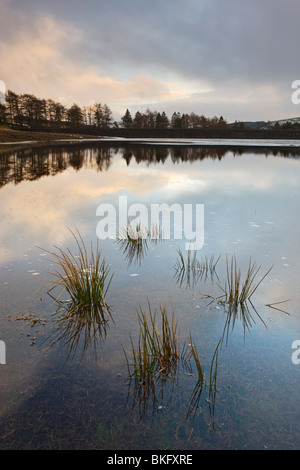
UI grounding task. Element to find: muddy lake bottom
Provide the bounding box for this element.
[0,142,299,450]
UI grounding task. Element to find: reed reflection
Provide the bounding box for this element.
[122,300,221,424]
[173,249,221,289]
[124,333,221,424]
[124,253,274,423]
[43,304,111,364]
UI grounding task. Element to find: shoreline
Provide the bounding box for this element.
[1,126,300,148]
[1,137,300,149]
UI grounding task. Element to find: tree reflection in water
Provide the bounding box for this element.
[2,141,299,188]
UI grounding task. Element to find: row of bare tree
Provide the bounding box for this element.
[1,90,114,128]
[0,89,228,129]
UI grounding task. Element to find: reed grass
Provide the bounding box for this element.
[185,339,221,420]
[219,254,272,309]
[124,301,185,384]
[174,248,220,287]
[174,248,220,274]
[116,221,164,266]
[120,221,150,243]
[186,334,204,383]
[36,228,113,319]
[118,221,164,243]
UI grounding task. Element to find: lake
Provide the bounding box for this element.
[0,141,299,449]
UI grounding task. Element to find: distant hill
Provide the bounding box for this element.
[268,117,300,127]
[229,117,300,129]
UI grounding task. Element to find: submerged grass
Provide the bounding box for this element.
[123,301,210,420]
[35,228,113,319]
[186,339,221,421]
[186,334,204,383]
[124,301,183,384]
[124,301,207,392]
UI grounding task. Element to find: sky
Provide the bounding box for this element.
[0,0,300,122]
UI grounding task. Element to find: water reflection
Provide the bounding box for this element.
[124,252,273,423]
[0,141,299,449]
[115,222,164,266]
[186,339,221,424]
[124,334,221,425]
[220,301,267,346]
[43,303,112,364]
[124,359,182,420]
[1,142,300,188]
[116,236,150,267]
[173,249,221,289]
[0,144,114,187]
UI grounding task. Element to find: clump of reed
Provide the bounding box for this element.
[124,302,184,384]
[120,221,150,244]
[123,300,209,387]
[36,228,113,320]
[174,248,220,287]
[118,221,164,243]
[123,301,227,421]
[219,254,272,310]
[117,222,149,266]
[116,221,164,266]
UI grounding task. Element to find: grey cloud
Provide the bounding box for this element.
[58,0,300,86]
[7,0,300,86]
[3,0,300,120]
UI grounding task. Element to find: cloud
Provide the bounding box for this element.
[0,2,176,111]
[1,0,300,120]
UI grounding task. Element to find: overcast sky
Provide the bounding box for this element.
[1,0,300,122]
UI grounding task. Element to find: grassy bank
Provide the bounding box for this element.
[0,125,100,144]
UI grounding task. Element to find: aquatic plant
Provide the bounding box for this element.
[118,220,164,243]
[124,302,183,384]
[116,226,149,266]
[186,334,204,383]
[186,339,221,421]
[174,248,220,287]
[175,248,220,271]
[36,228,113,320]
[119,221,150,243]
[219,254,272,309]
[116,221,164,266]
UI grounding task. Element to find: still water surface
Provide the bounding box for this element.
[0,142,299,449]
